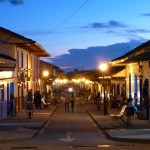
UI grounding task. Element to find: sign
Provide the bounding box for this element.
[99,79,111,85]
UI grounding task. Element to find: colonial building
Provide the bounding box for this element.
[110,40,150,119]
[0,54,16,117]
[0,27,50,117]
[40,60,64,95]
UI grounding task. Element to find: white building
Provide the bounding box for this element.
[0,27,50,117]
[110,40,150,120]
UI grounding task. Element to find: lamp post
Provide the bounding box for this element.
[43,70,49,99]
[99,63,108,115]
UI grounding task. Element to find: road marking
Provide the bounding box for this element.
[60,131,75,142]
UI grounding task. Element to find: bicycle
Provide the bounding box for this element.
[7,102,17,117]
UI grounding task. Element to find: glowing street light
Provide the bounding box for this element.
[43,70,49,99]
[43,70,49,77]
[99,63,107,72]
[99,63,108,115]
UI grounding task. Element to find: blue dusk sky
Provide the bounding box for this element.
[1,0,150,70]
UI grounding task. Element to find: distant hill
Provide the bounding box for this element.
[48,40,144,72]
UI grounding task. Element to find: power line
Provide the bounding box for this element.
[40,13,150,46]
[37,0,89,41]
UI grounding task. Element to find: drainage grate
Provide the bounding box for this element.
[71,145,98,148]
[11,146,38,150]
[71,144,135,148]
[111,144,135,147]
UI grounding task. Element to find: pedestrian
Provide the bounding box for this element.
[34,91,38,109]
[36,91,42,109]
[27,89,33,102]
[70,92,75,112]
[96,92,101,111]
[26,89,33,112]
[126,94,135,117]
[134,93,139,112]
[64,91,70,112]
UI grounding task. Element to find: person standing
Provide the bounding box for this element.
[36,91,42,109]
[27,89,33,102]
[127,94,135,117]
[70,92,75,112]
[96,92,101,111]
[134,93,139,112]
[34,91,38,109]
[26,89,33,118]
[64,91,70,112]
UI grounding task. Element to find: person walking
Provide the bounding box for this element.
[27,89,33,102]
[64,91,71,112]
[26,89,33,119]
[34,91,38,109]
[36,91,42,109]
[96,92,101,111]
[70,92,75,112]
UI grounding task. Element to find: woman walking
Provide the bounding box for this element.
[70,93,75,112]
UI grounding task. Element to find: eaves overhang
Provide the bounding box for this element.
[79,66,125,82]
[0,54,16,71]
[110,40,150,65]
[16,42,50,57]
[123,51,150,63]
[0,27,50,57]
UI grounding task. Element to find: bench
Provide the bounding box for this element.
[110,105,131,125]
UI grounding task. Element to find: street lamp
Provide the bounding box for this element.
[43,71,49,77]
[99,63,108,115]
[43,70,49,99]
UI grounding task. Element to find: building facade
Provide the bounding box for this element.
[0,27,50,117]
[110,40,150,119]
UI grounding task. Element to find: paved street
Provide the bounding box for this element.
[0,99,150,150]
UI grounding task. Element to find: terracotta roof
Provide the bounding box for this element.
[40,60,64,73]
[0,27,50,57]
[65,66,125,81]
[123,51,150,63]
[111,40,150,62]
[0,54,16,71]
[0,54,16,61]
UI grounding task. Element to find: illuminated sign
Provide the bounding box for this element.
[0,71,13,78]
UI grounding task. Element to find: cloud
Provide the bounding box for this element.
[49,40,144,72]
[9,0,23,5]
[0,0,24,5]
[83,20,127,29]
[142,13,150,16]
[126,29,150,33]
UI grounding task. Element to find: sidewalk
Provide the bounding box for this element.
[80,100,150,143]
[0,100,150,143]
[0,105,57,143]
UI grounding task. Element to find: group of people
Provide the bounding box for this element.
[27,89,42,110]
[64,91,75,112]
